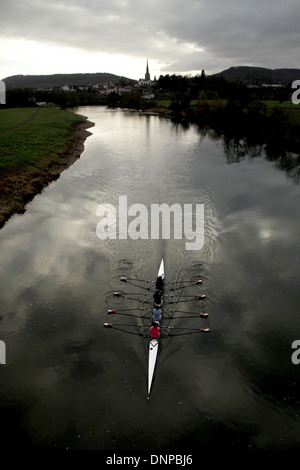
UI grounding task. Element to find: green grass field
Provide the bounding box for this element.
[262,100,300,125]
[0,107,86,176]
[155,98,300,125]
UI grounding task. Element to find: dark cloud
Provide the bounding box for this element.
[1,0,300,75]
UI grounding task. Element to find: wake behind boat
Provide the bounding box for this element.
[104,259,209,400]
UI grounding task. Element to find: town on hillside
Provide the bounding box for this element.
[2,61,298,109]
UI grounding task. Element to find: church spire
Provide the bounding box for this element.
[145,59,150,81]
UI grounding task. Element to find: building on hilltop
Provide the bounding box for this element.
[138,59,152,87]
[145,60,150,82]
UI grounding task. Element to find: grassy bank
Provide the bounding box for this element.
[0,107,88,176]
[0,106,93,227]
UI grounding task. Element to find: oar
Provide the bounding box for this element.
[107,309,149,319]
[108,307,146,312]
[168,294,206,304]
[120,276,155,283]
[169,280,203,291]
[114,291,152,297]
[113,291,153,303]
[104,322,147,328]
[168,279,203,285]
[161,326,210,337]
[171,294,206,298]
[166,310,208,317]
[166,313,208,319]
[104,323,146,336]
[166,326,210,332]
[120,277,156,293]
[107,308,147,313]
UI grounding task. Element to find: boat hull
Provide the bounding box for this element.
[148,339,159,396]
[148,258,164,399]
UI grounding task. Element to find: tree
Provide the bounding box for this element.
[107,91,120,108]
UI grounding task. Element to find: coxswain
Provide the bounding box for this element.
[152,304,162,323]
[150,322,160,339]
[153,289,162,306]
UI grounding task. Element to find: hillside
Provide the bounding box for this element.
[2,72,135,89]
[212,66,300,85]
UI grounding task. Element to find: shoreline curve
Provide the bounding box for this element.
[0,117,94,229]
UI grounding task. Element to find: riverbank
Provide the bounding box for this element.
[0,107,94,228]
[146,100,300,155]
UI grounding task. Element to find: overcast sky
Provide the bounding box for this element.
[1,0,300,80]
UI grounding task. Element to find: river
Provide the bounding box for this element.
[0,106,300,453]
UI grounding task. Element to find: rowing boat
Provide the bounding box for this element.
[104,259,209,400]
[148,258,164,401]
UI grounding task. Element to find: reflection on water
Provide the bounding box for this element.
[196,120,300,183]
[0,106,300,451]
[223,137,300,183]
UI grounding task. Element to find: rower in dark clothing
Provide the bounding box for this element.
[156,275,164,292]
[153,289,162,306]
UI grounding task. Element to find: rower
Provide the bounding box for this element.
[153,289,162,306]
[152,304,162,323]
[156,275,164,292]
[150,322,160,339]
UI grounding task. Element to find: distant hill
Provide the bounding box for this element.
[212,66,300,85]
[2,72,135,89]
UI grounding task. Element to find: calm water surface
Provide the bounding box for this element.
[0,106,300,451]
